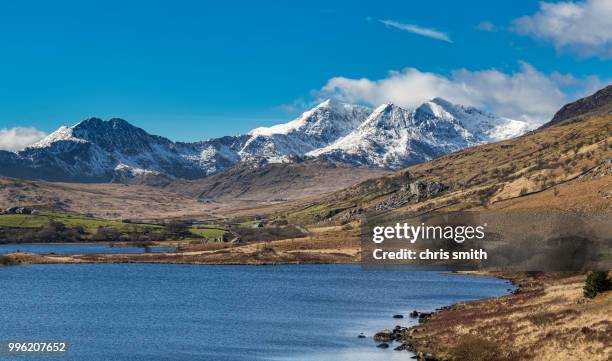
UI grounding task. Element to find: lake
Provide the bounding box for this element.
[0,264,512,360]
[0,243,175,255]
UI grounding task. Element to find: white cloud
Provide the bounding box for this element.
[0,127,47,151]
[512,0,612,58]
[380,20,452,43]
[317,62,602,125]
[476,21,497,32]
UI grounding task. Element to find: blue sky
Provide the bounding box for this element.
[0,0,611,148]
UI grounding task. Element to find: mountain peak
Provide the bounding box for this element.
[316,98,335,108]
[315,98,352,109]
[430,97,453,107]
[249,99,370,138]
[73,117,104,128]
[28,125,84,149]
[416,101,447,117]
[73,117,133,131]
[373,103,399,112]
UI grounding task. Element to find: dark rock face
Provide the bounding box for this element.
[418,312,432,323]
[543,84,612,128]
[374,181,448,211]
[2,207,35,215]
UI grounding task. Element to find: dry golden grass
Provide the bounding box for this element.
[402,273,612,361]
[490,175,612,213]
[0,177,212,221]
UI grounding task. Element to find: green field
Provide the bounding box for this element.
[0,213,158,232]
[0,213,230,239]
[188,226,226,238]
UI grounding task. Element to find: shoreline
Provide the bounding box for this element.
[372,271,520,360]
[391,272,611,361]
[0,251,359,266]
[0,239,360,265]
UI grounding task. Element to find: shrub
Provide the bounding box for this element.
[36,220,83,242]
[92,227,121,242]
[448,336,499,361]
[259,246,275,254]
[233,225,306,242]
[527,312,555,327]
[584,271,611,299]
[165,220,189,236]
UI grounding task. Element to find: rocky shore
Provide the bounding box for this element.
[371,309,445,360]
[372,272,612,361]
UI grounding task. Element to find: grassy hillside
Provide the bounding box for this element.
[286,114,612,225]
[0,212,157,231]
[0,211,229,243]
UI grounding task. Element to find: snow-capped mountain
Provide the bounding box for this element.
[0,98,532,182]
[309,98,530,168]
[240,99,371,162]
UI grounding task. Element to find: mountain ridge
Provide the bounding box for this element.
[0,98,532,182]
[543,85,612,128]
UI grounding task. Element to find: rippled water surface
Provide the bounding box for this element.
[0,264,511,360]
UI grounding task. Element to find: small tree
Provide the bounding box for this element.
[584,271,611,299]
[93,227,121,242]
[165,220,189,237]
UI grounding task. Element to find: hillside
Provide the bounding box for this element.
[162,159,389,202]
[0,177,209,221]
[286,111,611,225]
[0,159,387,221]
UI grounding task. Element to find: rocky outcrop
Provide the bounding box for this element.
[543,84,612,128]
[373,329,395,342]
[1,206,36,215]
[374,181,448,210]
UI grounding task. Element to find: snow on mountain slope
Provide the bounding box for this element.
[309,99,532,169]
[240,99,371,162]
[17,118,221,181]
[30,126,86,148]
[423,98,530,142]
[0,98,532,182]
